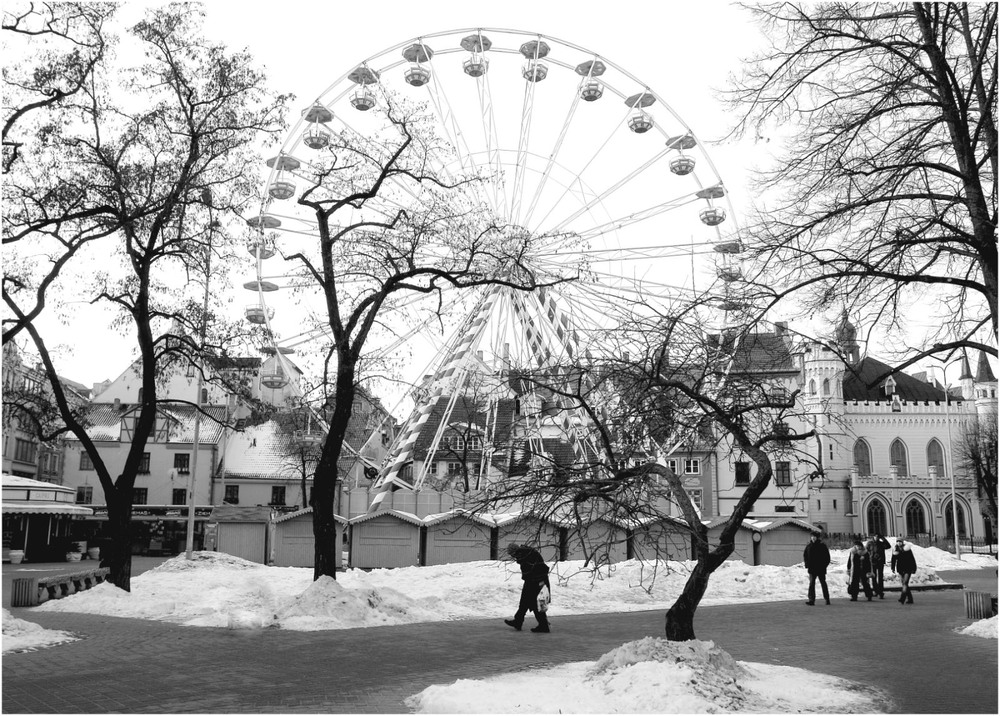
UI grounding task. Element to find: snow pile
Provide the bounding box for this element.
[404,637,890,714]
[958,616,998,640]
[2,609,78,653]
[30,548,988,630]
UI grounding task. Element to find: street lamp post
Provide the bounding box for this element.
[186,189,215,559]
[928,359,962,559]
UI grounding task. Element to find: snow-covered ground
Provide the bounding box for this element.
[5,541,996,713]
[2,609,78,653]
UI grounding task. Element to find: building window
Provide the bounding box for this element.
[133,488,148,505]
[270,486,286,506]
[172,488,187,506]
[808,379,816,395]
[665,459,678,474]
[224,485,239,505]
[904,498,926,536]
[447,462,465,476]
[890,439,909,477]
[687,488,703,511]
[683,458,701,475]
[465,435,483,451]
[833,499,838,510]
[80,451,95,471]
[926,439,945,475]
[735,461,751,486]
[775,461,791,486]
[174,453,190,474]
[817,499,822,511]
[139,452,151,474]
[944,499,967,538]
[822,378,831,396]
[76,486,93,504]
[866,499,888,536]
[427,461,438,476]
[200,387,208,404]
[775,505,795,513]
[13,438,37,464]
[853,440,872,476]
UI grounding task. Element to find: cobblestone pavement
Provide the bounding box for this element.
[2,569,996,713]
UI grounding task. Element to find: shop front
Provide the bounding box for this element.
[86,505,215,556]
[2,474,94,562]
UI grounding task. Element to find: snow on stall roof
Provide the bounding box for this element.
[348,509,423,527]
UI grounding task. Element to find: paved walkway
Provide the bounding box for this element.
[2,569,997,713]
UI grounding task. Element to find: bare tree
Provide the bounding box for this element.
[266,94,576,580]
[2,3,287,589]
[470,301,821,640]
[956,411,998,525]
[726,3,997,371]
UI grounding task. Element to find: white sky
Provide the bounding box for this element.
[22,0,773,391]
[4,543,997,712]
[15,1,992,396]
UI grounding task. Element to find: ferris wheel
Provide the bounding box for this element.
[243,28,744,491]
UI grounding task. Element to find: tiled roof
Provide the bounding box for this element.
[410,396,519,459]
[707,331,796,374]
[976,352,997,383]
[842,357,950,402]
[69,403,228,443]
[222,421,300,480]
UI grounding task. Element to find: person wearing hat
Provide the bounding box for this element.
[802,532,831,605]
[846,538,874,601]
[891,537,918,604]
[504,543,552,633]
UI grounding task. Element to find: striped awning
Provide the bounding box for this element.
[2,502,94,516]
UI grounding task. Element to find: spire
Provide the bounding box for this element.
[976,351,997,383]
[958,351,974,380]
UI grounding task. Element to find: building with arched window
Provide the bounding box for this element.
[800,311,995,543]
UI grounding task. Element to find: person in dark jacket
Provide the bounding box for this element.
[846,539,874,601]
[504,543,551,633]
[890,537,918,604]
[866,533,891,599]
[803,533,831,605]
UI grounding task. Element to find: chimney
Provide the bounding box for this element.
[774,321,787,337]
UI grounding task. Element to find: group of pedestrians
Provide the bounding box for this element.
[803,533,919,605]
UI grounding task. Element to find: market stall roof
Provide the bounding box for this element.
[2,502,94,516]
[2,474,93,516]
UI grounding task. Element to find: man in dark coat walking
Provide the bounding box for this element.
[803,532,831,605]
[504,544,551,633]
[847,539,874,601]
[866,533,891,599]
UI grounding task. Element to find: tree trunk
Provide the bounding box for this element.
[101,500,134,591]
[664,557,714,641]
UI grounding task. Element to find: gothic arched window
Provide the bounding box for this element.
[890,439,909,477]
[866,499,888,536]
[944,499,967,538]
[822,378,831,396]
[808,379,816,395]
[904,499,926,536]
[853,439,872,476]
[926,439,945,475]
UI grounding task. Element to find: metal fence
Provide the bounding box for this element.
[824,531,997,556]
